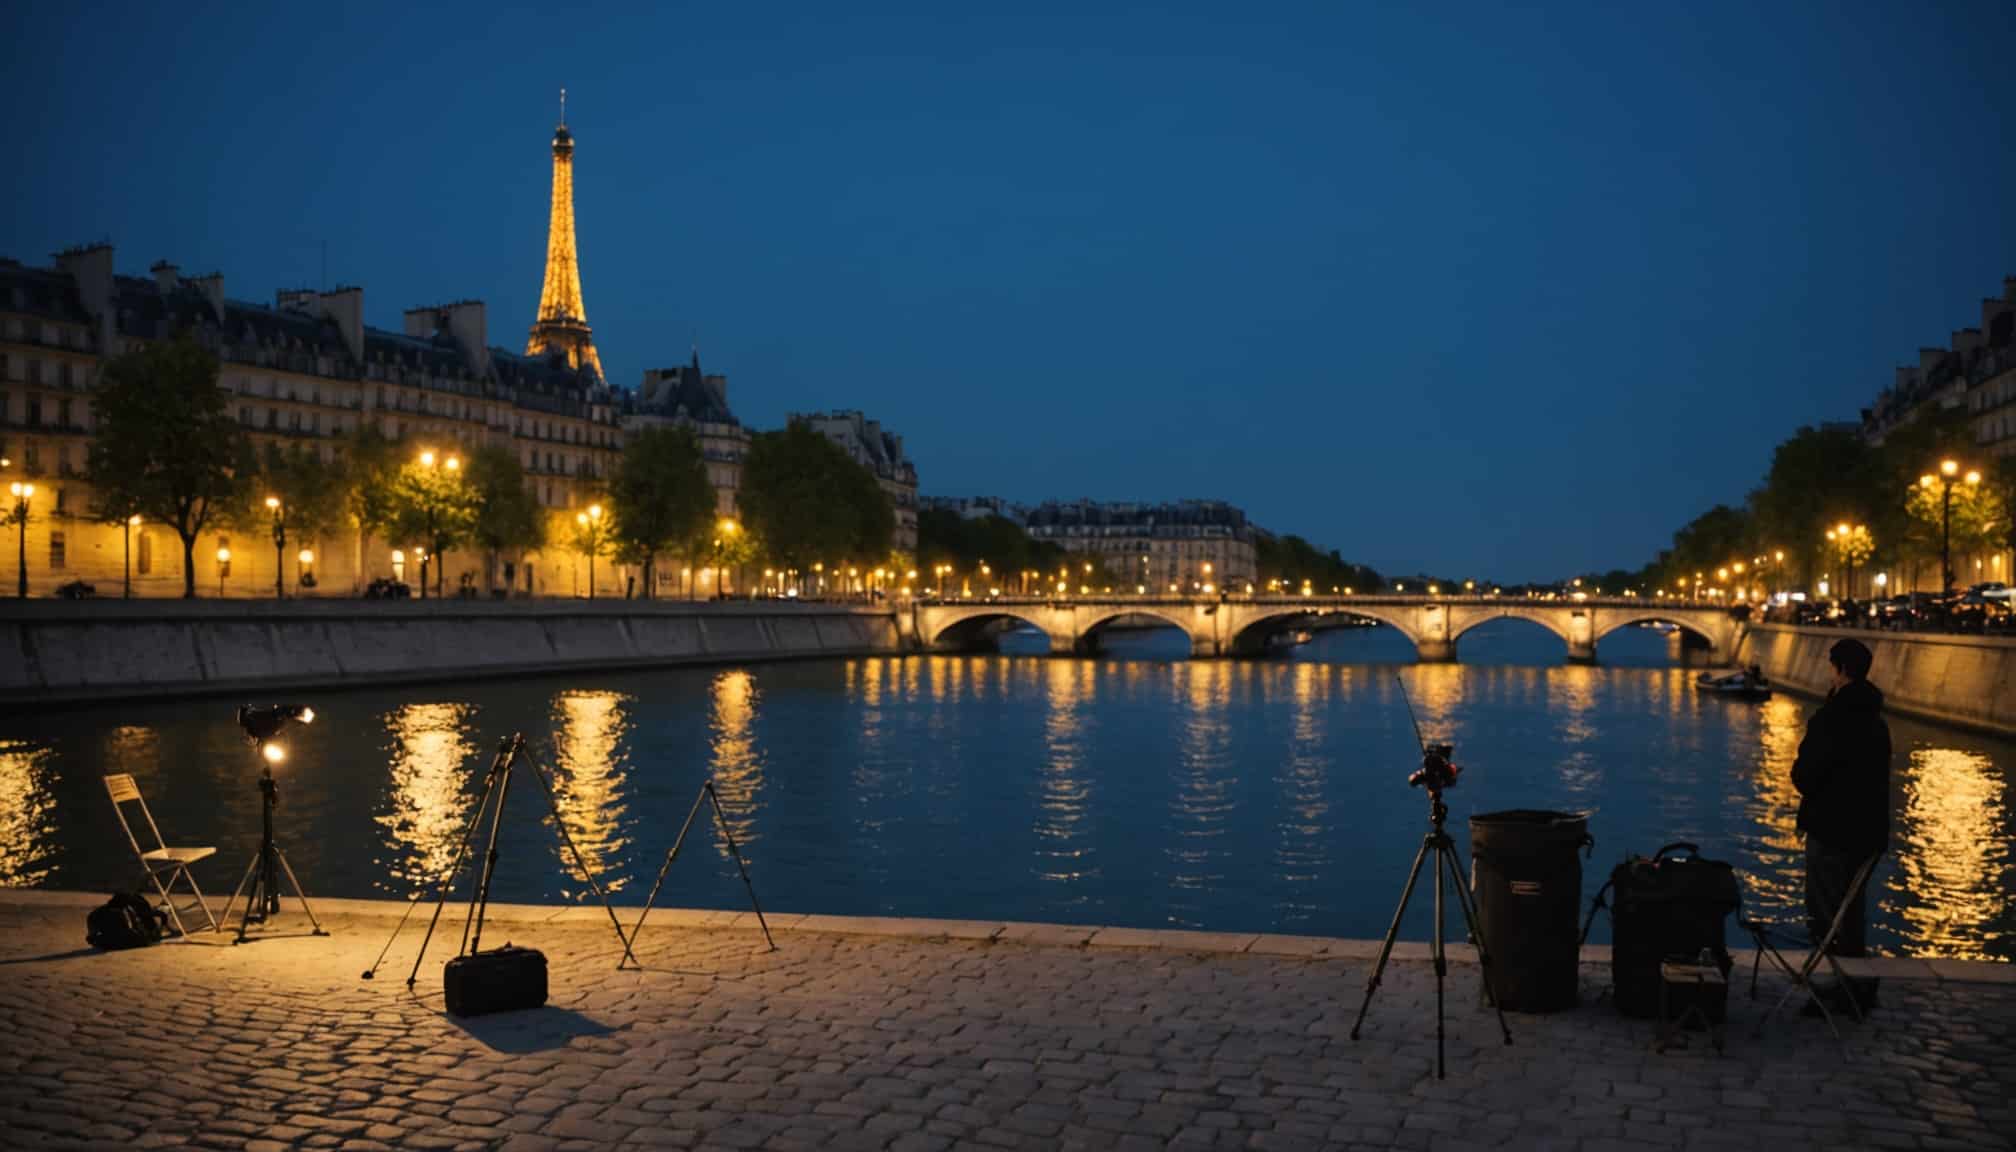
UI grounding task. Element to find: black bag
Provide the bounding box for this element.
[1587,842,1740,1018]
[86,892,167,950]
[444,944,548,1017]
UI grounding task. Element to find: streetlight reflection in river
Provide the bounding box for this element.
[0,740,57,886]
[378,703,478,892]
[550,691,632,892]
[1895,747,2008,960]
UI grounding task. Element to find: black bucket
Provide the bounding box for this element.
[1468,809,1591,1013]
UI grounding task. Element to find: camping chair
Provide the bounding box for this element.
[104,774,218,937]
[1740,852,1881,1043]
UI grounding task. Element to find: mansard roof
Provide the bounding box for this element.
[0,260,93,326]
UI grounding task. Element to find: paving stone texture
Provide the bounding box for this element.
[0,894,2010,1152]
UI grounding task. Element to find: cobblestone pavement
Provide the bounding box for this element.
[0,894,2010,1152]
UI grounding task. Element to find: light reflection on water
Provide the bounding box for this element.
[0,620,2009,959]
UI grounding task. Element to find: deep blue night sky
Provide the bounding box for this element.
[7,3,2013,581]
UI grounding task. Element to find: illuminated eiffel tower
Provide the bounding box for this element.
[526,89,605,381]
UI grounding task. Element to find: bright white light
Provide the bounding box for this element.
[298,707,316,725]
[261,742,287,764]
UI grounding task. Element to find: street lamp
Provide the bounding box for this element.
[716,517,740,596]
[265,496,287,599]
[8,482,32,599]
[298,548,315,590]
[122,513,141,599]
[575,503,605,599]
[413,449,461,598]
[216,545,231,598]
[1918,459,1980,594]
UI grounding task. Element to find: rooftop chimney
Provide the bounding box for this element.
[191,273,225,321]
[1952,328,1983,355]
[150,260,178,294]
[53,243,115,339]
[318,287,364,361]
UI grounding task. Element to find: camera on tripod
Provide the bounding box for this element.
[1409,741,1461,793]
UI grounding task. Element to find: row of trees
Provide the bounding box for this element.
[1641,407,2015,596]
[1253,533,1385,594]
[79,335,904,598]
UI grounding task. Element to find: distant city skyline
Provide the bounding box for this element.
[7,3,2014,580]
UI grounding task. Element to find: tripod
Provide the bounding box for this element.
[220,761,327,944]
[1349,788,1513,1079]
[622,779,775,967]
[361,733,637,986]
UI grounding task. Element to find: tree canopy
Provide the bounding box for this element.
[465,443,544,590]
[607,425,713,597]
[387,452,479,595]
[87,335,251,596]
[1253,533,1384,594]
[738,421,893,577]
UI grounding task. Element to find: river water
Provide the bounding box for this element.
[2,621,2010,959]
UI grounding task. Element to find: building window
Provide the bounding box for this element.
[137,531,153,575]
[26,396,41,426]
[240,406,251,425]
[57,398,71,428]
[48,531,65,570]
[59,362,73,388]
[54,486,66,512]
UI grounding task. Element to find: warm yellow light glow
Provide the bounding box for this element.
[575,513,587,526]
[392,549,405,563]
[528,104,606,380]
[446,455,460,472]
[216,546,231,563]
[265,496,280,511]
[8,482,30,499]
[298,549,314,565]
[261,742,286,765]
[1941,459,1958,477]
[718,517,738,535]
[1964,470,1980,485]
[588,503,603,520]
[1733,562,1745,574]
[127,514,141,527]
[420,450,436,467]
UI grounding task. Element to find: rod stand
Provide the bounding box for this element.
[220,765,327,944]
[625,779,776,968]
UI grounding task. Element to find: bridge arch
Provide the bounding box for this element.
[1447,608,1574,647]
[1228,606,1423,657]
[1591,613,1718,647]
[926,608,1055,652]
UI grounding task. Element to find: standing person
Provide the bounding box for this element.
[1790,637,1891,1011]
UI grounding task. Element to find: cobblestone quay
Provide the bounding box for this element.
[0,891,2009,1151]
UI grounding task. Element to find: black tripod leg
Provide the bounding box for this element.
[407,749,509,987]
[1444,844,1514,1046]
[464,747,517,959]
[1433,833,1446,1081]
[624,783,712,968]
[523,749,639,969]
[705,782,775,951]
[1351,833,1434,1042]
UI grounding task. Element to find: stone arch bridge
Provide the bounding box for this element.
[908,595,1746,665]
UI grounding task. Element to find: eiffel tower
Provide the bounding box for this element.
[526,88,605,381]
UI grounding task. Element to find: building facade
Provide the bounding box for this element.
[1022,499,1258,593]
[0,244,620,598]
[794,410,920,556]
[921,495,1026,524]
[625,350,751,519]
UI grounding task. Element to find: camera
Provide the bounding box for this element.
[1408,741,1461,792]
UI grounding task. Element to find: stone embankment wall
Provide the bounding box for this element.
[0,600,905,705]
[1738,624,2015,736]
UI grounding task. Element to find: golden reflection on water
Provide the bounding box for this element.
[548,690,632,892]
[1273,662,1331,924]
[1035,660,1096,901]
[708,669,764,849]
[1167,663,1236,921]
[1892,747,2009,960]
[0,740,57,886]
[377,702,479,893]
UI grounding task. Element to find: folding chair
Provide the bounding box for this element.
[104,774,219,937]
[1740,852,1880,1043]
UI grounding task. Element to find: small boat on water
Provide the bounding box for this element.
[1696,668,1772,701]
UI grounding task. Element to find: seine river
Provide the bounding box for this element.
[2,621,2010,959]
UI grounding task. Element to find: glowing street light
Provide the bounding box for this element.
[216,545,232,598]
[1919,459,1980,593]
[575,503,606,599]
[9,482,34,599]
[265,496,288,599]
[123,513,142,599]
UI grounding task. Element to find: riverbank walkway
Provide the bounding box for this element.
[0,890,2009,1151]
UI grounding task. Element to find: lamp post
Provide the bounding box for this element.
[216,545,231,598]
[575,503,604,599]
[265,496,286,599]
[717,517,740,597]
[123,513,141,598]
[1824,522,1870,601]
[1918,459,1980,595]
[414,450,461,599]
[298,548,315,591]
[8,482,32,599]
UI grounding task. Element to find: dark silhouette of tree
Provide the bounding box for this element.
[86,335,251,597]
[607,426,712,598]
[740,421,892,590]
[466,444,545,594]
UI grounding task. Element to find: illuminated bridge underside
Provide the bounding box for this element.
[911,596,1744,664]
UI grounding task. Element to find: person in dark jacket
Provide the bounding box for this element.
[1790,637,1891,1008]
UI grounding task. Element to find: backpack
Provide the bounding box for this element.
[86,892,168,950]
[1580,842,1740,1017]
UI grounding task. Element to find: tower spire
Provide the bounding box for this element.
[526,96,604,381]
